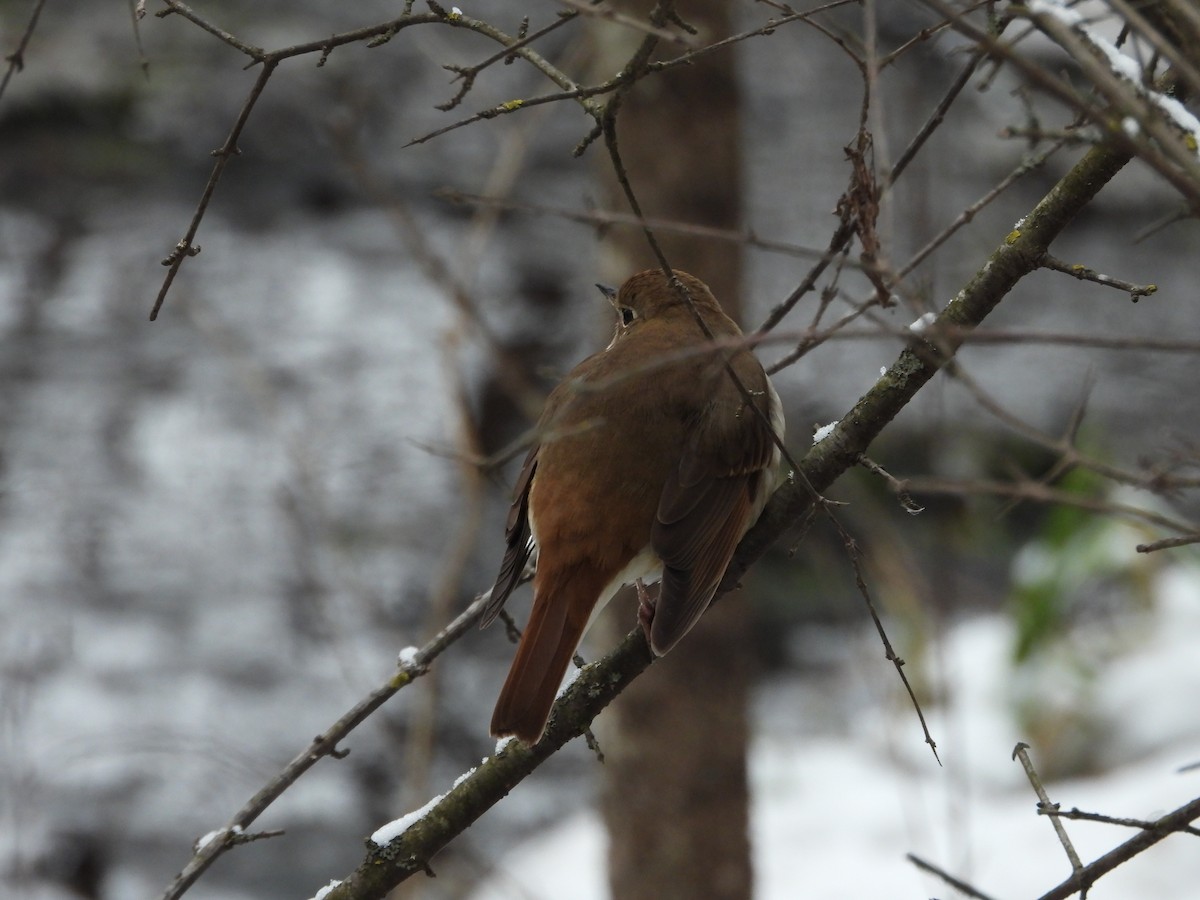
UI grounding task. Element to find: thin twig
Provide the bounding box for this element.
[833,505,941,762]
[894,138,1066,284]
[128,0,150,77]
[943,357,1200,492]
[435,189,839,261]
[886,25,1004,190]
[149,2,588,318]
[155,0,266,59]
[149,58,278,320]
[1042,804,1200,837]
[1137,533,1200,552]
[758,13,1005,335]
[858,454,925,514]
[437,11,581,112]
[903,475,1197,536]
[1041,252,1158,301]
[1013,743,1086,884]
[906,852,998,900]
[0,0,49,104]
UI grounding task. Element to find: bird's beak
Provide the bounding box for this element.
[595,283,617,302]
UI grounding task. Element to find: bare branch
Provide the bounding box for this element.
[1040,252,1158,300]
[150,58,278,320]
[1034,792,1200,900]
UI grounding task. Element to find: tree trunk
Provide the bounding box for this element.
[591,4,754,899]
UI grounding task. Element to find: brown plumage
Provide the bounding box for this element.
[481,269,784,744]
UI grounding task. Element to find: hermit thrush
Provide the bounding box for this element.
[481,269,784,744]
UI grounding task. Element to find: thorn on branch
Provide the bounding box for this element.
[232,827,285,846]
[193,824,284,854]
[507,18,529,65]
[857,454,924,515]
[313,734,352,760]
[437,65,477,111]
[664,9,698,36]
[367,26,399,48]
[161,241,201,266]
[426,0,454,21]
[785,504,820,558]
[574,123,603,157]
[497,608,523,645]
[583,726,606,762]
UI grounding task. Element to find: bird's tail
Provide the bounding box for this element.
[490,566,604,744]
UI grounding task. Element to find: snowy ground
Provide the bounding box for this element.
[469,566,1200,899]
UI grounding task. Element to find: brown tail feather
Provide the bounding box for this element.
[491,567,606,744]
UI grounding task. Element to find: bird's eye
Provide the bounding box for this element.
[620,306,635,326]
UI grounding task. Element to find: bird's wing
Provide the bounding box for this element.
[481,444,538,627]
[650,358,778,654]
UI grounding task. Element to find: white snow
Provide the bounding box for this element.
[398,645,420,666]
[1028,0,1200,153]
[310,879,342,900]
[194,824,242,852]
[370,792,446,846]
[812,421,838,444]
[909,311,937,334]
[195,829,224,852]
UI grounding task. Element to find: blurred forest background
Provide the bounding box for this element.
[1,1,1199,898]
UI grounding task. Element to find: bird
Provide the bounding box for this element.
[480,269,784,744]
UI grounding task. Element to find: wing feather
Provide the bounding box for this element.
[649,353,779,653]
[481,445,538,627]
